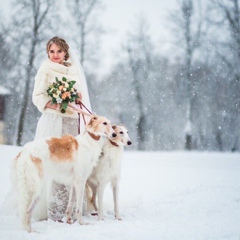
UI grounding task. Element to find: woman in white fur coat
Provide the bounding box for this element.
[32,36,91,222]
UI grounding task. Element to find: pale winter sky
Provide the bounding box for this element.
[0,0,176,75]
[100,0,176,74]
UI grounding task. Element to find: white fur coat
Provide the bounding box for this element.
[32,59,89,119]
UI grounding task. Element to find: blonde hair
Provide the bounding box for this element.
[46,36,70,61]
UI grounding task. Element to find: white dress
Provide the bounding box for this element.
[34,113,80,222]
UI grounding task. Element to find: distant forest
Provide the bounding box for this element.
[0,0,240,151]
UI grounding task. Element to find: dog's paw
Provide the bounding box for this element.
[66,218,72,224]
[91,212,98,216]
[78,220,90,225]
[115,216,122,221]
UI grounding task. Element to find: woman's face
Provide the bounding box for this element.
[48,43,66,64]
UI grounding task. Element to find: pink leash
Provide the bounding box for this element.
[77,101,92,135]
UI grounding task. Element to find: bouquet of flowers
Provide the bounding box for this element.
[47,77,79,113]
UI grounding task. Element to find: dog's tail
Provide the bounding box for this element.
[0,152,22,215]
[15,150,43,231]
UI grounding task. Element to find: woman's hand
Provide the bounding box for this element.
[75,92,82,104]
[45,101,60,110]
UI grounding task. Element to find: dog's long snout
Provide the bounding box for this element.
[127,141,132,146]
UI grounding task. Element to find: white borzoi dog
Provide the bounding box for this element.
[87,125,132,220]
[12,115,116,232]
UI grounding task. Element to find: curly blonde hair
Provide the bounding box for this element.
[46,36,70,61]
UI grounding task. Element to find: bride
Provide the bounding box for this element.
[31,36,92,222]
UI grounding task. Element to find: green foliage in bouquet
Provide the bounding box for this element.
[47,77,79,113]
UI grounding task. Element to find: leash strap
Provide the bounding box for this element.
[80,103,87,125]
[78,113,81,135]
[77,101,92,135]
[79,101,92,115]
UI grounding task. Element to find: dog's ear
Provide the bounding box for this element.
[88,116,98,126]
[119,124,126,128]
[112,125,117,130]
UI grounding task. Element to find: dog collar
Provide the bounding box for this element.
[87,131,100,141]
[109,140,119,147]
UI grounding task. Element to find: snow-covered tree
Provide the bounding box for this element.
[97,17,174,150]
[124,18,154,150]
[67,0,105,114]
[5,0,57,145]
[169,0,203,150]
[208,0,240,151]
[67,0,104,69]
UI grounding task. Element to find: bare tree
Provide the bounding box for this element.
[123,17,154,150]
[67,0,103,67]
[169,0,202,150]
[7,0,56,146]
[209,0,240,151]
[0,33,13,85]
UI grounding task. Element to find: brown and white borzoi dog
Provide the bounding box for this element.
[87,125,132,220]
[12,115,116,232]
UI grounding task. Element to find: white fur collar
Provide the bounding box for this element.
[43,59,78,75]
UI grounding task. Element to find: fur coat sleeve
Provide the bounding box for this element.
[32,65,51,113]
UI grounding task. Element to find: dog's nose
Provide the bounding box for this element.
[127,141,132,146]
[112,133,117,138]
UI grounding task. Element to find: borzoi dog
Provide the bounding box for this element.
[87,125,132,220]
[12,115,116,232]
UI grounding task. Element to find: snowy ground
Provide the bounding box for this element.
[0,144,240,240]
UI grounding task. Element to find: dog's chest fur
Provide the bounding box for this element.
[90,141,123,184]
[76,134,106,168]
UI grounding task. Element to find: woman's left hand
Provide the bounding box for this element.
[75,92,82,104]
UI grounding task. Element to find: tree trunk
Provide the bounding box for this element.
[16,36,37,145]
[137,114,147,150]
[185,134,192,150]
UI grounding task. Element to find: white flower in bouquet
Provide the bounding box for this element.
[56,98,63,104]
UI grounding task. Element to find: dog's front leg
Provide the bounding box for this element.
[66,186,75,224]
[87,182,98,211]
[75,180,88,225]
[112,178,121,220]
[97,184,105,220]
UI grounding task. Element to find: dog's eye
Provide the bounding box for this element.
[103,122,107,125]
[119,131,124,134]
